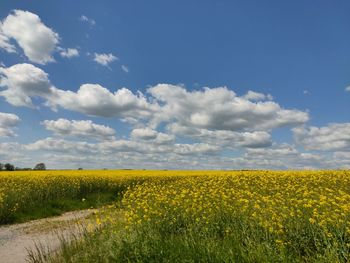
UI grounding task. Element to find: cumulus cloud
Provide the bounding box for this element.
[0,63,53,107]
[25,137,96,154]
[42,119,115,141]
[59,48,79,58]
[21,138,337,170]
[333,151,350,159]
[131,127,157,140]
[0,142,26,163]
[25,137,219,158]
[168,123,271,148]
[1,10,59,64]
[51,84,158,118]
[243,90,273,101]
[20,141,221,170]
[8,123,349,170]
[230,143,326,170]
[0,63,158,119]
[131,128,174,144]
[0,65,309,130]
[0,63,317,166]
[173,143,219,156]
[245,144,299,157]
[293,123,350,151]
[0,112,20,137]
[79,15,96,26]
[93,53,118,66]
[345,86,350,92]
[148,84,309,131]
[0,23,16,53]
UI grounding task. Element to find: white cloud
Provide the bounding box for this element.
[245,144,299,157]
[25,137,219,158]
[0,64,158,119]
[293,123,350,151]
[25,137,96,154]
[0,65,309,137]
[0,142,26,164]
[227,143,327,170]
[0,63,318,168]
[173,143,219,156]
[148,84,309,131]
[42,119,115,141]
[345,86,350,92]
[1,10,59,64]
[168,123,271,148]
[121,65,129,73]
[0,63,53,107]
[79,15,96,26]
[334,151,350,159]
[22,140,221,170]
[60,48,79,58]
[93,53,118,66]
[0,64,311,156]
[7,136,349,170]
[131,128,174,144]
[0,23,16,53]
[51,84,158,118]
[131,128,157,140]
[243,90,273,101]
[0,112,20,137]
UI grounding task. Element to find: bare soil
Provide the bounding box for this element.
[0,209,96,263]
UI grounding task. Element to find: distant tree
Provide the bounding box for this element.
[16,167,32,171]
[34,163,46,170]
[4,163,15,171]
[78,167,83,170]
[0,163,3,171]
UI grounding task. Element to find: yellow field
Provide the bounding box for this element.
[3,170,350,262]
[123,170,350,243]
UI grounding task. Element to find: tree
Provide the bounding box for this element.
[34,163,46,170]
[0,163,3,171]
[4,163,14,171]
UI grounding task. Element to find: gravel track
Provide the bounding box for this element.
[0,209,96,263]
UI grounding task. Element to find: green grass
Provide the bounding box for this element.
[33,211,345,263]
[0,172,145,225]
[4,191,119,224]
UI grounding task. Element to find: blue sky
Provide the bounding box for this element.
[0,1,349,169]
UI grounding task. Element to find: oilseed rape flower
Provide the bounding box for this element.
[3,170,350,261]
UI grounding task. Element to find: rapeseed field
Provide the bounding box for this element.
[3,170,350,262]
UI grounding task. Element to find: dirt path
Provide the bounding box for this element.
[0,209,97,263]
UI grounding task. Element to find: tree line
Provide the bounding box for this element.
[0,163,46,171]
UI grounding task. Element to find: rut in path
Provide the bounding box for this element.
[0,209,97,263]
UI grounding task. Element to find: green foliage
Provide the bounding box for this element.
[9,191,116,223]
[0,171,140,224]
[39,211,346,263]
[34,163,46,170]
[4,163,14,171]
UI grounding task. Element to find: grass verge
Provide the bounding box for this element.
[5,191,119,224]
[31,211,345,263]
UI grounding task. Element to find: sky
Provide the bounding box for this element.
[0,1,349,170]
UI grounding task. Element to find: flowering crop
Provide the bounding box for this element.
[0,170,162,223]
[5,170,350,261]
[120,170,350,261]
